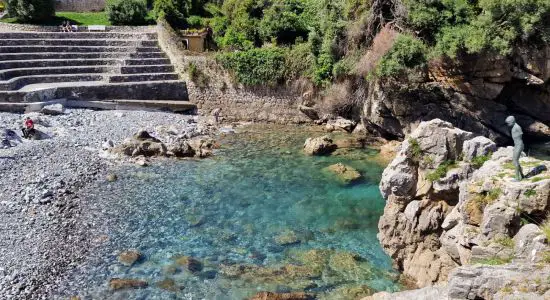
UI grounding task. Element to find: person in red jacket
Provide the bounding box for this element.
[22,117,35,139]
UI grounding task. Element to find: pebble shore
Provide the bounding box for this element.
[0,109,207,299]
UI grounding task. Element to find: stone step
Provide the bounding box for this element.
[0,32,158,40]
[0,59,123,71]
[0,39,158,47]
[0,80,189,103]
[121,65,174,74]
[0,58,171,70]
[0,66,116,81]
[109,73,179,83]
[0,52,166,61]
[124,58,172,65]
[0,46,161,53]
[0,74,106,91]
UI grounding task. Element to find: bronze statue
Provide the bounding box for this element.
[505,116,525,181]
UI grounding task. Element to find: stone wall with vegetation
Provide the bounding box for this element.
[157,16,309,124]
[183,54,309,124]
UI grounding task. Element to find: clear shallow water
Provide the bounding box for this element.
[60,125,400,299]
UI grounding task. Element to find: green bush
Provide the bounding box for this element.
[153,0,188,27]
[217,47,287,86]
[7,0,55,22]
[284,42,315,80]
[404,0,550,57]
[258,0,308,45]
[106,0,147,25]
[376,33,427,77]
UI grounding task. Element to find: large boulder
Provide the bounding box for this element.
[303,135,337,156]
[462,136,497,161]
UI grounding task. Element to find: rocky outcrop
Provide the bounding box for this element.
[110,129,215,159]
[361,48,550,144]
[378,119,550,290]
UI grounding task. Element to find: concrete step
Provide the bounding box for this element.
[0,46,161,53]
[124,58,171,65]
[0,80,189,103]
[0,66,116,81]
[0,39,158,47]
[0,32,158,40]
[0,99,195,113]
[109,73,179,83]
[0,74,105,91]
[0,52,166,61]
[121,65,174,74]
[0,59,123,70]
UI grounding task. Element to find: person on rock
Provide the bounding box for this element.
[22,117,35,139]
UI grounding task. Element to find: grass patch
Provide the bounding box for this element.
[524,189,537,198]
[474,188,502,206]
[503,162,515,170]
[493,236,514,248]
[473,256,512,265]
[407,138,422,161]
[471,153,491,169]
[1,11,156,26]
[531,176,550,183]
[426,160,456,182]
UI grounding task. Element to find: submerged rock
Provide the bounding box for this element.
[117,250,142,267]
[155,278,179,292]
[304,135,337,156]
[174,255,203,273]
[324,163,361,184]
[109,278,148,290]
[274,230,301,246]
[249,291,316,300]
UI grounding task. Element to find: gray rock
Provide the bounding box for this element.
[40,104,65,116]
[442,207,461,230]
[513,224,546,261]
[462,136,497,161]
[325,117,357,133]
[404,200,421,222]
[480,202,519,239]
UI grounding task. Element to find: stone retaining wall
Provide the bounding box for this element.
[156,18,308,124]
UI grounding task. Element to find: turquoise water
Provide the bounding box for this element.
[61,125,399,299]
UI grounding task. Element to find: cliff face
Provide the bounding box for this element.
[377,119,550,295]
[361,49,550,144]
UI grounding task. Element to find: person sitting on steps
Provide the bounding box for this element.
[22,117,35,139]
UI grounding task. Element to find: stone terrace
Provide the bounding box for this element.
[0,29,194,112]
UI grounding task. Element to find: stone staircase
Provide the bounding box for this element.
[0,30,194,112]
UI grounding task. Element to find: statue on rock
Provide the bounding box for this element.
[505,116,525,181]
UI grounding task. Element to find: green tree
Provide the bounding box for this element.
[258,0,308,44]
[153,0,190,27]
[7,0,55,22]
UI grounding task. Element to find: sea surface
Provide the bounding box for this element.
[59,124,400,299]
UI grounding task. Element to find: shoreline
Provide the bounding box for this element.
[0,109,211,299]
